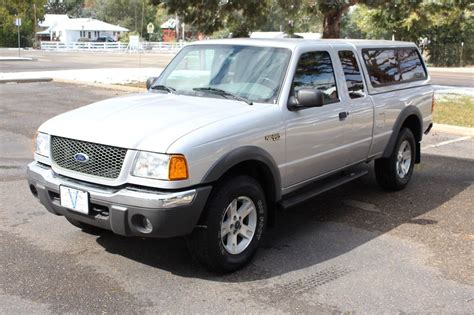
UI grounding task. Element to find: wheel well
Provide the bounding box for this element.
[222,160,277,202]
[218,160,279,226]
[401,114,422,142]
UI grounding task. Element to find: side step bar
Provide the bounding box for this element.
[280,169,369,210]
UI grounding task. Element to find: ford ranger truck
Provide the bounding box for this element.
[27,39,433,272]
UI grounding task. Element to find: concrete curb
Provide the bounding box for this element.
[0,78,52,84]
[432,123,474,137]
[52,78,146,92]
[0,57,36,61]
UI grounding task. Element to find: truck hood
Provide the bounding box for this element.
[40,92,256,152]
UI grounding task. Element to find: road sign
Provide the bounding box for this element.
[147,22,155,34]
[15,18,21,26]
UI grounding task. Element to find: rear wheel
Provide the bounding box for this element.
[65,217,104,234]
[186,175,267,272]
[375,128,416,191]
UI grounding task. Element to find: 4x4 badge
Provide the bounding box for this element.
[265,133,280,142]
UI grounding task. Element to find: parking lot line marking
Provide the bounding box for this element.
[422,136,471,150]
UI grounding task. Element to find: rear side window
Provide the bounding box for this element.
[362,48,427,87]
[292,51,339,104]
[338,50,365,99]
[398,49,427,82]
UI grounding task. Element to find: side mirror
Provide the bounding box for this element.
[146,77,158,90]
[288,88,324,111]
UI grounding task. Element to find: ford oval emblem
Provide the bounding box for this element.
[74,153,89,163]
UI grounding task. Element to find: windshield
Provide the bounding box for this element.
[153,45,291,104]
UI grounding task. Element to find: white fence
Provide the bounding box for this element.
[40,41,186,53]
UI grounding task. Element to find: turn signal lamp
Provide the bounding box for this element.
[169,155,189,180]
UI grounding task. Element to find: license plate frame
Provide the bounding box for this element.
[59,186,89,215]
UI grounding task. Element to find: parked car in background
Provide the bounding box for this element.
[27,39,433,272]
[93,36,116,42]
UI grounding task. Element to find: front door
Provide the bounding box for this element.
[283,50,350,188]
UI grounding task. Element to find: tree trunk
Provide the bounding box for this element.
[322,2,356,39]
[322,9,343,38]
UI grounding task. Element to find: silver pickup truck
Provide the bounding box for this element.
[27,39,433,272]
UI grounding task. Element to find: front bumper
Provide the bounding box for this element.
[27,161,212,238]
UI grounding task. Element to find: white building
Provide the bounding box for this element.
[37,14,129,42]
[38,14,70,29]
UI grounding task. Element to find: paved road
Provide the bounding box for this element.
[0,82,473,313]
[1,50,473,87]
[0,50,174,72]
[429,69,474,87]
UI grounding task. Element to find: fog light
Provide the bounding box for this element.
[30,185,38,198]
[131,214,153,234]
[142,217,153,233]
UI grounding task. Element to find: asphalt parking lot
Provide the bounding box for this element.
[0,50,174,72]
[0,82,473,313]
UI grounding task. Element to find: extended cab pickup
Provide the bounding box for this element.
[27,39,433,272]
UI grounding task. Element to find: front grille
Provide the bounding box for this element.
[51,136,127,179]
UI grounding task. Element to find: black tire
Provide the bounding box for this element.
[65,217,104,234]
[186,175,267,273]
[375,128,416,191]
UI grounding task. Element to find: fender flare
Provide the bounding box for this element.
[383,106,423,158]
[202,146,282,202]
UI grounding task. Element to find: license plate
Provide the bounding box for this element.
[60,186,89,214]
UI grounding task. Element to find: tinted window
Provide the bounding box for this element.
[292,51,338,104]
[338,50,365,98]
[363,48,427,87]
[363,49,400,86]
[398,49,427,81]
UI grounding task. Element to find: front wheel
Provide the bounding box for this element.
[186,175,267,272]
[375,128,416,191]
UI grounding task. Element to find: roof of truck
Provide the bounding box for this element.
[190,38,417,50]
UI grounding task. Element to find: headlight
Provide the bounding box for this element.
[35,132,50,157]
[132,151,188,181]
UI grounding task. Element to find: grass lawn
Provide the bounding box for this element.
[434,95,474,128]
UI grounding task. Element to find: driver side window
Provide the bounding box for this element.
[292,51,339,104]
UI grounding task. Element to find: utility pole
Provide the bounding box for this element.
[33,4,37,37]
[140,0,145,37]
[175,14,179,41]
[15,16,21,57]
[18,25,20,57]
[134,1,138,33]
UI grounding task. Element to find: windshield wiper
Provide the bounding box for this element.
[192,87,253,105]
[150,84,176,94]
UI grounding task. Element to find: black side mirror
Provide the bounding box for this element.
[288,88,324,111]
[146,77,158,90]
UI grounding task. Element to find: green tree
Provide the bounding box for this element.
[45,0,84,17]
[0,0,47,47]
[423,1,473,66]
[317,0,391,38]
[348,0,473,66]
[154,0,268,37]
[88,0,160,37]
[153,0,390,38]
[270,0,322,35]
